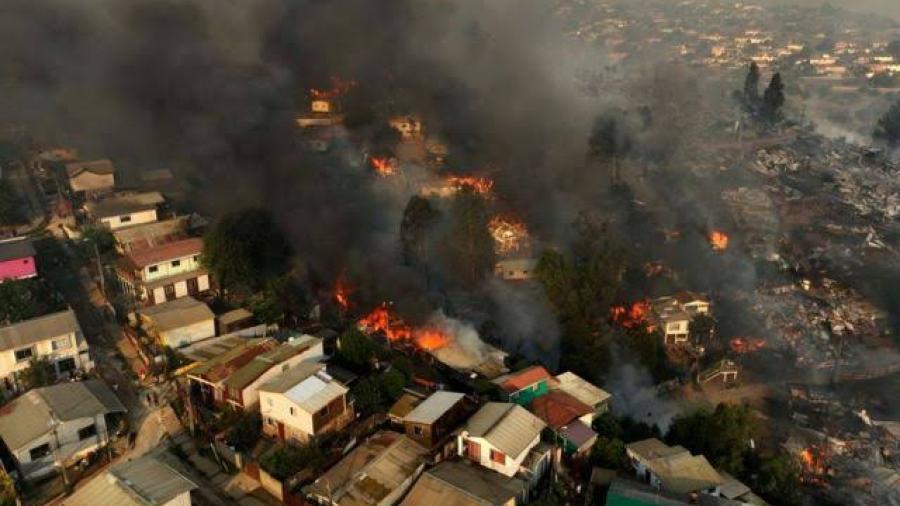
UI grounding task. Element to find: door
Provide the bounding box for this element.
[187,277,199,296]
[467,440,481,462]
[164,283,176,301]
[278,422,286,440]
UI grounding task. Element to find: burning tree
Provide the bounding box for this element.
[357,303,450,352]
[442,189,496,285]
[309,76,357,100]
[369,156,398,177]
[488,216,530,255]
[708,230,729,251]
[447,175,494,196]
[401,196,441,266]
[610,300,653,330]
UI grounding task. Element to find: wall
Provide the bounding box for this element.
[159,319,216,348]
[0,257,37,282]
[509,380,548,406]
[161,491,192,506]
[15,414,109,479]
[101,209,158,230]
[239,342,324,408]
[457,432,538,477]
[142,253,202,282]
[0,332,91,385]
[260,391,315,440]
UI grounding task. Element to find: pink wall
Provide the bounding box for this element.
[0,256,37,281]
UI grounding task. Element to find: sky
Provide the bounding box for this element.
[777,0,900,19]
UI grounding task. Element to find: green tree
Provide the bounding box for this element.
[746,452,801,506]
[225,412,262,453]
[588,111,634,182]
[20,357,56,389]
[875,99,900,146]
[351,377,385,416]
[260,440,327,480]
[400,196,440,266]
[378,367,408,401]
[591,437,626,469]
[0,180,24,228]
[81,225,116,256]
[202,208,291,293]
[442,189,495,286]
[667,403,758,477]
[0,279,61,324]
[762,73,785,123]
[743,62,761,106]
[335,328,377,370]
[622,326,671,382]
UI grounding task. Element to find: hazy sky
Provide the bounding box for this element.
[777,0,900,19]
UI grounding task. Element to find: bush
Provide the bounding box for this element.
[260,441,327,481]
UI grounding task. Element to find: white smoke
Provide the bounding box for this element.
[605,361,682,432]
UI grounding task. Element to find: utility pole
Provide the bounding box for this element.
[49,418,69,491]
[92,241,106,298]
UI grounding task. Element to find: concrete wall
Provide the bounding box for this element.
[0,332,91,387]
[159,319,216,348]
[147,273,209,306]
[457,432,538,478]
[101,209,158,230]
[15,414,109,479]
[260,391,315,441]
[142,252,202,283]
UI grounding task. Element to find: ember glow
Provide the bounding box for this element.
[729,337,765,354]
[369,156,398,177]
[447,175,494,196]
[358,303,450,351]
[309,76,357,100]
[611,300,653,330]
[333,276,350,310]
[709,230,729,251]
[798,447,827,478]
[488,216,530,254]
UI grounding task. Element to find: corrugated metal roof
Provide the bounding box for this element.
[112,218,188,252]
[0,237,35,262]
[0,309,81,351]
[553,371,611,407]
[403,391,464,425]
[140,296,214,333]
[125,237,202,268]
[60,452,196,506]
[66,159,115,177]
[258,361,324,393]
[401,460,526,506]
[221,335,322,390]
[530,390,592,429]
[464,403,545,458]
[188,338,277,382]
[84,191,164,218]
[492,365,550,393]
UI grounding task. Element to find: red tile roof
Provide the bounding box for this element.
[127,238,203,268]
[497,365,551,393]
[529,391,592,429]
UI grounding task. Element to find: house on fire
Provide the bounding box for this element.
[116,237,210,306]
[457,402,551,485]
[259,361,352,443]
[492,366,551,406]
[83,191,165,230]
[0,309,93,395]
[65,159,115,194]
[401,391,469,450]
[649,292,711,346]
[0,237,37,282]
[0,380,126,480]
[138,296,216,348]
[304,431,427,506]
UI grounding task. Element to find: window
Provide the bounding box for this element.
[120,215,132,223]
[14,347,33,363]
[78,424,97,441]
[29,443,51,461]
[533,383,541,392]
[52,337,71,351]
[319,405,329,417]
[490,449,506,464]
[57,358,76,374]
[413,426,423,436]
[171,260,181,268]
[148,265,159,273]
[289,407,295,416]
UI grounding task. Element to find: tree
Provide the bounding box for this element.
[0,180,24,228]
[225,412,262,452]
[259,440,327,480]
[0,469,15,506]
[743,62,761,107]
[351,377,385,416]
[746,452,801,506]
[588,111,634,182]
[689,313,716,349]
[875,99,900,146]
[20,357,56,389]
[400,196,440,266]
[0,279,62,325]
[81,225,116,256]
[202,208,291,293]
[622,326,672,382]
[762,73,785,123]
[378,367,408,401]
[442,189,495,286]
[667,403,758,477]
[335,328,377,370]
[591,437,626,469]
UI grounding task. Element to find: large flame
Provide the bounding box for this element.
[729,337,765,354]
[370,156,397,177]
[310,76,357,100]
[488,216,530,254]
[447,175,494,196]
[798,446,827,477]
[611,300,655,331]
[709,230,729,251]
[358,303,450,351]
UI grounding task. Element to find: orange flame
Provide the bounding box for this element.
[709,230,729,251]
[310,76,357,100]
[611,300,653,331]
[729,337,765,354]
[447,176,494,196]
[370,156,397,177]
[333,276,350,310]
[488,216,530,254]
[798,446,827,477]
[358,303,450,351]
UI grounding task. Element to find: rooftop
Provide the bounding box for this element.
[261,362,347,413]
[0,380,126,450]
[389,393,423,420]
[112,218,188,252]
[0,309,81,351]
[221,335,322,391]
[403,391,465,425]
[464,402,546,458]
[530,390,592,429]
[626,439,724,495]
[553,371,612,407]
[66,159,115,177]
[400,460,526,506]
[125,237,203,269]
[0,237,35,262]
[84,191,164,219]
[492,365,551,393]
[140,296,214,333]
[188,338,278,383]
[60,452,196,506]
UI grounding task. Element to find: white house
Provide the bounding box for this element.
[220,334,324,410]
[457,402,546,478]
[139,296,216,348]
[59,451,196,506]
[117,237,210,306]
[0,310,93,395]
[625,438,724,497]
[649,292,711,346]
[83,191,165,230]
[259,361,353,444]
[0,380,126,479]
